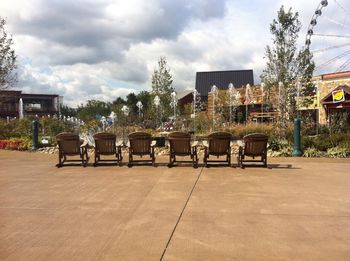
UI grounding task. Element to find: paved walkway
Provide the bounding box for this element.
[0,150,349,260]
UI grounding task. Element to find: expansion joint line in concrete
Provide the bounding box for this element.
[159,167,204,261]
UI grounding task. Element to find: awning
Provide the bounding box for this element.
[321,85,350,109]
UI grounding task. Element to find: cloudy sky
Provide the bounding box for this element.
[1,0,349,106]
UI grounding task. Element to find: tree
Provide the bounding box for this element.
[77,100,111,122]
[261,6,315,123]
[136,91,152,119]
[0,17,17,90]
[151,57,174,120]
[126,92,138,115]
[60,105,77,117]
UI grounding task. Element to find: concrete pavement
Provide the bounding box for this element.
[0,150,349,260]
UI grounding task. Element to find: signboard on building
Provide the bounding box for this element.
[332,89,345,103]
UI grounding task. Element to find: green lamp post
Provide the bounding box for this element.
[292,118,302,156]
[32,120,39,150]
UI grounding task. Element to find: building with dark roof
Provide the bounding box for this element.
[195,70,254,101]
[0,90,61,118]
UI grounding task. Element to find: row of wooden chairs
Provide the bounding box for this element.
[56,131,268,168]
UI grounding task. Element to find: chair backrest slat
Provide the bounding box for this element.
[93,132,116,154]
[128,132,152,155]
[243,133,268,157]
[56,132,81,155]
[207,132,231,155]
[168,132,191,155]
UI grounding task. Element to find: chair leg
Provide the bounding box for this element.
[152,153,155,167]
[168,154,173,168]
[128,151,132,168]
[194,154,198,169]
[263,155,267,168]
[56,153,63,168]
[94,153,98,167]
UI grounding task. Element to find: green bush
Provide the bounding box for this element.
[326,147,350,158]
[303,147,325,157]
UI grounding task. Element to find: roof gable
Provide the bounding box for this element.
[321,85,350,104]
[195,70,254,97]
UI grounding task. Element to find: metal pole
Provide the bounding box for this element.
[292,118,302,156]
[32,120,39,150]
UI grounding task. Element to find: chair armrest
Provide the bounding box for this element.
[191,141,198,147]
[151,140,157,147]
[202,140,208,148]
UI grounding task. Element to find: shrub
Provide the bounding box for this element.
[303,147,325,157]
[326,147,350,158]
[0,138,31,150]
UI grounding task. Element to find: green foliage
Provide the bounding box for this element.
[268,137,282,151]
[326,147,350,158]
[79,119,100,134]
[261,6,315,122]
[0,117,75,142]
[278,146,293,157]
[126,93,138,115]
[302,132,350,153]
[77,100,111,122]
[303,147,325,157]
[328,111,350,133]
[41,117,74,137]
[0,17,17,89]
[60,105,77,117]
[190,112,211,134]
[2,117,34,139]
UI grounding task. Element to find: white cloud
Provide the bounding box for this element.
[1,0,349,106]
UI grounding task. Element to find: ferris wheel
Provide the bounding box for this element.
[305,0,350,75]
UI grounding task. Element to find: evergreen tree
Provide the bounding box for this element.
[261,6,315,123]
[151,57,174,120]
[0,17,17,90]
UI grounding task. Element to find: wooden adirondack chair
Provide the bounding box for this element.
[203,132,232,167]
[56,132,89,167]
[238,133,268,168]
[127,132,156,167]
[93,132,123,166]
[168,131,198,168]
